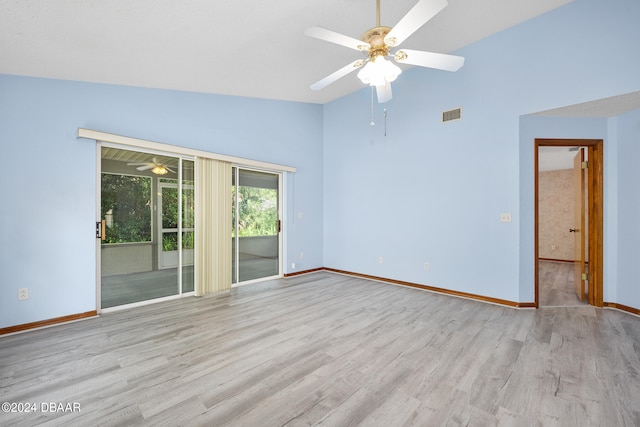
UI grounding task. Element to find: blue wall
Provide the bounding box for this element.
[0,76,324,328]
[615,109,640,309]
[323,0,640,303]
[2,0,640,329]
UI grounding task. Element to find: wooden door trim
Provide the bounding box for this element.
[573,148,586,301]
[534,138,604,308]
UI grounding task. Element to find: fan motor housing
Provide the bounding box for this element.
[362,26,391,59]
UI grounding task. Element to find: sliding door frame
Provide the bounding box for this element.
[232,166,284,286]
[84,129,295,312]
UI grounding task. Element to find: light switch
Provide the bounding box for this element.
[500,213,512,223]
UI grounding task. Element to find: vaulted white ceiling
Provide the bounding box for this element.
[0,0,576,104]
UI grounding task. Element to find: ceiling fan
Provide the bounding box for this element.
[127,158,175,175]
[305,0,465,103]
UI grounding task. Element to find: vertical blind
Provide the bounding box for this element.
[195,157,232,296]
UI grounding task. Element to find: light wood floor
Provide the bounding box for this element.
[1,272,639,426]
[538,260,588,307]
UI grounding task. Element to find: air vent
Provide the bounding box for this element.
[442,107,462,123]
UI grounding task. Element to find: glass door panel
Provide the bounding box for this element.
[232,168,280,283]
[100,147,193,308]
[181,160,195,292]
[159,183,179,269]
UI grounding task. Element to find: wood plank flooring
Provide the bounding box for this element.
[539,260,588,307]
[1,272,639,426]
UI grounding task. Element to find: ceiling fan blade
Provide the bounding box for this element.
[385,0,448,47]
[376,82,393,103]
[127,162,148,166]
[304,26,370,51]
[164,166,176,174]
[136,165,153,171]
[310,59,366,91]
[394,49,464,72]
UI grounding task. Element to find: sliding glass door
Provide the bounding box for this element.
[100,148,282,306]
[100,146,194,308]
[232,168,281,284]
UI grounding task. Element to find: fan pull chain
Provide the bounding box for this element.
[384,108,387,136]
[370,87,375,126]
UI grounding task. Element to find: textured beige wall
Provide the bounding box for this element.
[539,169,574,260]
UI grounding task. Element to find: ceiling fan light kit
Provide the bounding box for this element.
[357,56,401,86]
[151,165,169,175]
[305,0,464,104]
[127,158,175,175]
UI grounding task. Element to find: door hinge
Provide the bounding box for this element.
[277,219,281,233]
[582,272,589,281]
[581,161,588,169]
[96,221,102,239]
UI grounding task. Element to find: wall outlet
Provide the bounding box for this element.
[18,288,29,300]
[378,257,383,264]
[424,262,430,271]
[291,262,296,270]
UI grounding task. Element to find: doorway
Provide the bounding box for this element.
[535,139,603,307]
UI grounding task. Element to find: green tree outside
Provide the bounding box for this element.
[101,174,152,244]
[233,186,278,237]
[102,173,276,248]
